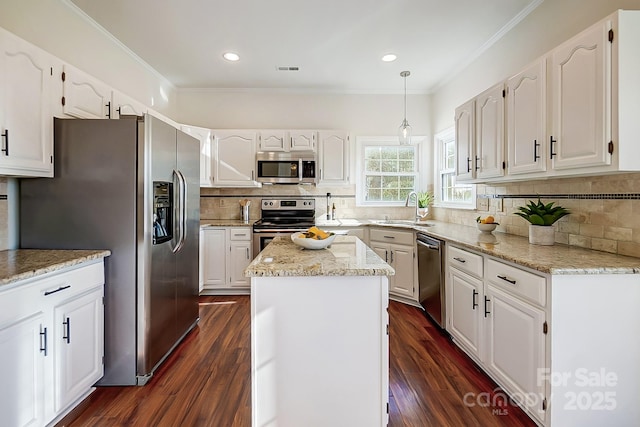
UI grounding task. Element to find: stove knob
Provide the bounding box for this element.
[269,202,274,206]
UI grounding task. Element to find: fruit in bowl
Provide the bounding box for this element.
[291,226,336,249]
[476,216,499,233]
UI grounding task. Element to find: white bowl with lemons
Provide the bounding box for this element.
[291,226,336,249]
[476,216,499,233]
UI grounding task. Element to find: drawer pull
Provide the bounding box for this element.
[234,233,245,237]
[497,275,516,285]
[383,235,395,239]
[453,257,466,263]
[472,289,478,310]
[44,285,71,296]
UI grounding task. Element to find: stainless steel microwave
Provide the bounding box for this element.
[256,152,317,184]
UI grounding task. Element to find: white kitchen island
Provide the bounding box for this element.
[245,235,394,427]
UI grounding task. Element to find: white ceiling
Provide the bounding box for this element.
[69,0,541,94]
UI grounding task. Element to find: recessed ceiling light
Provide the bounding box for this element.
[223,52,240,62]
[381,54,397,62]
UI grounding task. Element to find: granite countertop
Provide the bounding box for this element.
[0,249,111,287]
[415,221,640,275]
[200,219,254,228]
[245,235,394,278]
[326,219,640,275]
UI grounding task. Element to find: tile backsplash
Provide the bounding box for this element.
[200,185,420,222]
[431,173,640,258]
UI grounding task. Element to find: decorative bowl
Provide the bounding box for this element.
[477,223,497,233]
[291,232,336,250]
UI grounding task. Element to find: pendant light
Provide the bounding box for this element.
[398,71,412,145]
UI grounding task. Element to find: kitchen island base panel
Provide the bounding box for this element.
[251,275,389,427]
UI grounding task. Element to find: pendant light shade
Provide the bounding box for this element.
[398,71,412,145]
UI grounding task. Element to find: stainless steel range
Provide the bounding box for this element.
[252,198,316,257]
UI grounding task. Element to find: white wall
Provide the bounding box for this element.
[176,90,430,136]
[0,0,176,116]
[431,0,640,134]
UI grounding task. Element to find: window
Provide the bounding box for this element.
[434,128,475,208]
[356,137,425,206]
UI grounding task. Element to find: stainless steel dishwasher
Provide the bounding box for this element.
[416,233,445,328]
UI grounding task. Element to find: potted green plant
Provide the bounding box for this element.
[514,198,570,245]
[417,191,433,208]
[417,191,433,219]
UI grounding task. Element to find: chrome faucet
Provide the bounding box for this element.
[405,191,428,222]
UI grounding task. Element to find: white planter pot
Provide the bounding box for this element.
[528,224,555,245]
[417,207,429,220]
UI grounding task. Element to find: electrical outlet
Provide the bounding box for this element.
[496,198,504,212]
[477,198,489,211]
[219,198,225,207]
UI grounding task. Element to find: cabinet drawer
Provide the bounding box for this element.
[0,261,105,326]
[486,259,546,307]
[229,228,252,241]
[369,228,414,246]
[448,246,483,278]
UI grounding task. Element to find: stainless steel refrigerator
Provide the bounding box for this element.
[20,114,200,385]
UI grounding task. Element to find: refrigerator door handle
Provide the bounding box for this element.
[171,170,187,253]
[178,170,188,249]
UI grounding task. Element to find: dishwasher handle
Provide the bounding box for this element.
[416,239,439,251]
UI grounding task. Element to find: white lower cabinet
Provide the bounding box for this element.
[53,287,104,414]
[448,268,483,358]
[229,235,252,288]
[369,228,416,303]
[0,260,105,427]
[446,245,547,425]
[485,284,545,421]
[200,227,252,294]
[0,312,46,427]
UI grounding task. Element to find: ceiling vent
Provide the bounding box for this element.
[276,66,300,71]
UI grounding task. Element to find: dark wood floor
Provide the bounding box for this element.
[66,296,535,427]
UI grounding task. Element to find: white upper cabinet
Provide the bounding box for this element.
[458,10,640,183]
[549,19,610,170]
[258,130,287,151]
[475,83,505,180]
[289,130,316,152]
[112,90,146,118]
[0,28,54,177]
[212,130,260,187]
[61,64,112,119]
[181,125,212,187]
[506,58,547,175]
[454,99,475,181]
[318,130,349,185]
[257,130,316,152]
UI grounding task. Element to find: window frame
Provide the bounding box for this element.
[433,127,476,209]
[355,136,426,207]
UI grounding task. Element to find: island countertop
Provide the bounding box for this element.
[245,235,395,277]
